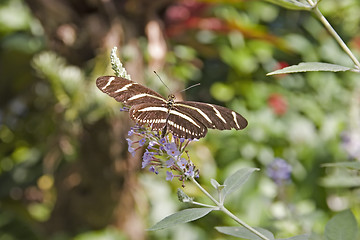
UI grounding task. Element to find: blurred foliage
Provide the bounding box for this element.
[1,0,360,239]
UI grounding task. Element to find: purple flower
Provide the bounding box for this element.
[341,131,360,160]
[139,138,146,146]
[147,141,157,149]
[185,165,194,177]
[142,150,154,168]
[159,138,167,145]
[166,171,174,181]
[126,138,135,156]
[126,138,133,146]
[123,124,198,183]
[142,159,150,168]
[143,150,154,161]
[149,166,159,174]
[120,107,130,112]
[165,158,175,167]
[267,158,292,184]
[165,142,180,157]
[177,158,187,170]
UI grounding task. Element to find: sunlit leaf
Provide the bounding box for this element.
[324,210,358,240]
[148,208,213,231]
[279,234,311,240]
[215,226,275,240]
[74,227,127,240]
[223,168,259,199]
[267,62,352,75]
[322,162,360,170]
[264,0,311,11]
[320,175,360,188]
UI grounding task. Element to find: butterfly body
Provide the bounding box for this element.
[96,76,247,139]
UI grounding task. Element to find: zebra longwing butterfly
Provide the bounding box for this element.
[96,76,248,139]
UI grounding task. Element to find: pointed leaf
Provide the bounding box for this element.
[324,210,358,240]
[265,0,311,10]
[279,234,311,240]
[216,226,275,240]
[223,168,259,199]
[211,178,221,189]
[148,208,213,231]
[267,62,352,75]
[320,175,360,188]
[322,162,360,170]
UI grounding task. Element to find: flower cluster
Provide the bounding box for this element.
[126,124,199,185]
[267,158,292,185]
[341,130,360,160]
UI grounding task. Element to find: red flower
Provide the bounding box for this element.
[350,36,360,51]
[268,93,287,116]
[273,61,289,79]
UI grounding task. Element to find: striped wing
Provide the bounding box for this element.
[173,101,248,131]
[96,76,167,106]
[96,76,248,139]
[130,103,208,139]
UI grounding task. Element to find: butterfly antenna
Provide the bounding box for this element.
[178,83,201,93]
[154,71,171,93]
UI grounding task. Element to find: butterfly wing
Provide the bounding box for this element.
[166,107,207,139]
[96,76,247,139]
[173,101,248,130]
[129,103,168,131]
[96,76,167,106]
[130,102,207,139]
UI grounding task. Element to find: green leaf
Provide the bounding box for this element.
[322,162,360,170]
[320,175,360,188]
[215,226,275,240]
[264,0,311,10]
[267,62,352,75]
[211,178,221,189]
[148,208,213,231]
[279,234,311,240]
[324,210,358,240]
[223,168,259,199]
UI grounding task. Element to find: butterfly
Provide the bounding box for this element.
[96,76,248,139]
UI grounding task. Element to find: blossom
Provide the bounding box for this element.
[147,140,157,149]
[142,150,154,168]
[177,158,188,170]
[125,124,198,183]
[126,138,135,156]
[139,138,146,146]
[341,130,360,160]
[149,166,159,174]
[267,158,292,184]
[268,93,287,116]
[166,171,174,181]
[120,106,130,112]
[165,158,175,167]
[159,138,167,145]
[185,165,194,177]
[165,142,181,157]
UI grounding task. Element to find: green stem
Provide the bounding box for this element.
[190,177,270,240]
[306,0,360,69]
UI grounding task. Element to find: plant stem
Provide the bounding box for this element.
[190,177,270,240]
[306,0,360,69]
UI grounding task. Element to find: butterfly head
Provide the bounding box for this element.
[167,94,175,100]
[166,94,175,108]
